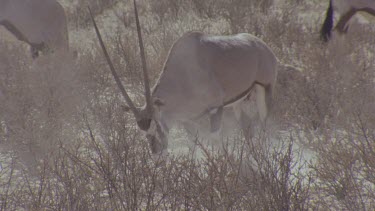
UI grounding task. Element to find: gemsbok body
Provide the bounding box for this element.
[0,0,69,58]
[321,0,375,41]
[90,0,278,155]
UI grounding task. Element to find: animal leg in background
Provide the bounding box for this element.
[321,0,334,41]
[335,8,358,34]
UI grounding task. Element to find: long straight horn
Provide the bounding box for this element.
[88,7,141,120]
[133,0,153,116]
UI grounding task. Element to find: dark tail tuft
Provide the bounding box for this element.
[320,0,334,42]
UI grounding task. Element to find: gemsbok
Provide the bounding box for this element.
[0,0,69,58]
[89,0,278,155]
[321,0,375,41]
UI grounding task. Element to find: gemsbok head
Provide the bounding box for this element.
[89,0,278,155]
[321,0,375,41]
[0,0,69,58]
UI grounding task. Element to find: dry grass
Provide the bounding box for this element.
[0,0,374,210]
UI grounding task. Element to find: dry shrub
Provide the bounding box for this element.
[0,41,85,170]
[0,36,311,209]
[149,0,184,24]
[272,4,375,209]
[189,0,274,34]
[1,0,375,210]
[0,123,311,210]
[66,0,122,29]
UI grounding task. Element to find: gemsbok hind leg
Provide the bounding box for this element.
[235,107,254,139]
[207,106,224,147]
[255,84,268,122]
[233,84,271,139]
[233,90,256,139]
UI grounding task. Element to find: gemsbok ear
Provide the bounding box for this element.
[154,98,165,106]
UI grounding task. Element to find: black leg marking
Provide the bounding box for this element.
[335,8,357,34]
[320,0,334,42]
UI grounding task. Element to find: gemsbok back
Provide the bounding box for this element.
[89,0,278,156]
[321,0,375,41]
[0,0,69,58]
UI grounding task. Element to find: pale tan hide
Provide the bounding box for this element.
[90,0,278,155]
[0,0,69,58]
[152,32,277,141]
